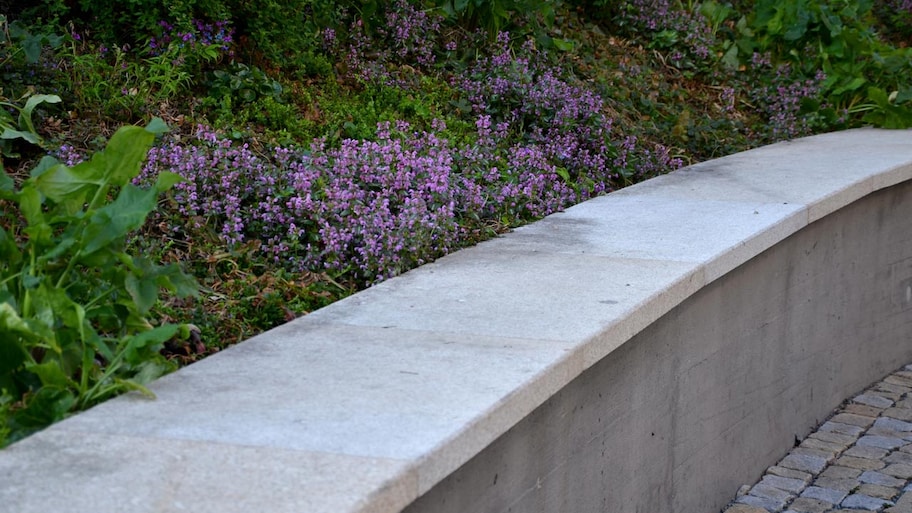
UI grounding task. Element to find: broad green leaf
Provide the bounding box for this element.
[832,77,866,95]
[0,107,14,125]
[122,324,180,366]
[26,285,60,354]
[133,257,199,300]
[131,359,175,386]
[21,37,42,65]
[155,264,199,298]
[125,273,158,315]
[36,237,76,264]
[18,186,47,230]
[145,117,169,136]
[14,95,60,140]
[0,226,22,265]
[868,87,889,107]
[0,128,40,144]
[21,95,62,118]
[897,88,912,104]
[552,38,574,52]
[32,162,100,206]
[153,171,183,193]
[82,184,158,255]
[99,124,156,186]
[722,44,740,69]
[0,306,34,384]
[24,361,71,389]
[29,155,60,178]
[43,284,86,340]
[0,169,13,197]
[10,387,75,429]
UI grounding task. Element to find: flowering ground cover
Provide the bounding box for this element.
[2,0,912,444]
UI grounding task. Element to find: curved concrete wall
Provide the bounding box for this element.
[404,177,912,513]
[2,129,912,513]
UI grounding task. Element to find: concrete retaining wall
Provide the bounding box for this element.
[405,179,912,513]
[2,129,912,513]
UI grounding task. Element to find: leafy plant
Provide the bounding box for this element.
[61,37,206,119]
[433,0,558,36]
[0,92,61,163]
[0,118,198,446]
[1,15,65,67]
[735,0,912,128]
[207,63,283,104]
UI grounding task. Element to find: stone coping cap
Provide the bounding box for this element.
[2,128,912,512]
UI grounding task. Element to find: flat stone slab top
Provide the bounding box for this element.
[3,128,912,512]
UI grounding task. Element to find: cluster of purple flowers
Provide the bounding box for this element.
[620,0,714,65]
[343,0,442,85]
[458,33,618,202]
[140,126,257,245]
[135,114,670,283]
[148,19,234,57]
[748,55,826,140]
[137,123,469,282]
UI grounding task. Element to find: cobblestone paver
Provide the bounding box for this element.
[723,365,912,513]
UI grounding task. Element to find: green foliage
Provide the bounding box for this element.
[65,0,228,47]
[434,0,559,35]
[734,0,912,128]
[60,38,216,120]
[1,15,64,67]
[207,63,284,104]
[0,119,198,446]
[0,92,61,162]
[225,0,340,75]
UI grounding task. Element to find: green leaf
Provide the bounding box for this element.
[42,284,87,340]
[552,38,574,52]
[30,155,60,178]
[131,359,174,386]
[21,37,42,65]
[25,361,72,389]
[0,304,32,375]
[82,184,158,256]
[26,285,60,354]
[0,169,13,194]
[0,128,40,144]
[18,185,41,221]
[125,273,158,315]
[11,387,75,429]
[98,125,156,186]
[122,324,180,366]
[868,86,889,107]
[36,237,76,264]
[722,44,740,69]
[32,162,100,206]
[132,257,199,304]
[832,77,866,95]
[21,94,62,118]
[145,117,169,136]
[0,226,22,265]
[153,171,183,192]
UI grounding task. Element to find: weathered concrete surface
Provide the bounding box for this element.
[2,128,912,513]
[403,179,912,513]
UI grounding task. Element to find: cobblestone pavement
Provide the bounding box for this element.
[723,365,912,513]
[723,364,912,513]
